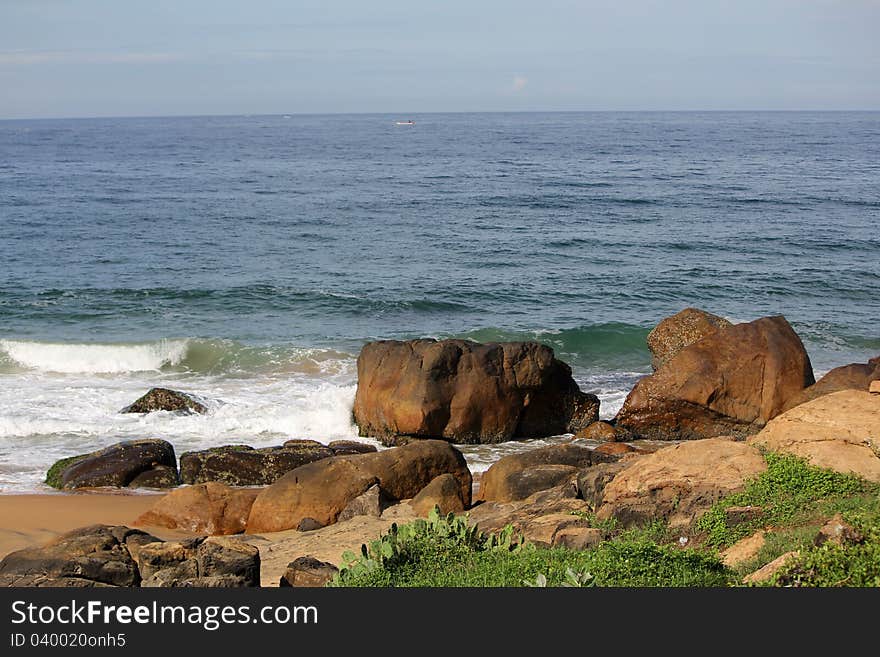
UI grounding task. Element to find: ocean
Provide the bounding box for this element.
[1,111,878,492]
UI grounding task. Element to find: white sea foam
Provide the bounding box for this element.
[0,339,190,374]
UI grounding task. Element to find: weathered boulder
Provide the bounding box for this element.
[781,356,880,412]
[743,551,799,585]
[647,308,732,371]
[121,387,207,415]
[137,536,260,587]
[246,440,471,533]
[353,339,599,445]
[748,390,880,482]
[616,316,814,440]
[180,442,333,486]
[467,485,593,545]
[596,438,767,529]
[478,443,618,503]
[573,421,629,442]
[134,482,261,535]
[337,484,391,522]
[0,525,158,587]
[46,439,180,489]
[576,460,633,510]
[279,556,338,587]
[410,473,467,516]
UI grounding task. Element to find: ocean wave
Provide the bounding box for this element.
[438,323,653,369]
[0,338,355,376]
[0,339,189,374]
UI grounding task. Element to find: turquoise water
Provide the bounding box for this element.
[1,112,878,490]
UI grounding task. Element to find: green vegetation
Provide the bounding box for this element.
[330,453,880,587]
[44,454,87,489]
[695,452,871,549]
[753,509,880,587]
[330,508,732,587]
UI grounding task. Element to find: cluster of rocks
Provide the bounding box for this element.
[0,524,259,588]
[46,436,378,491]
[14,308,879,588]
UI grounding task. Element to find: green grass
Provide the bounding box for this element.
[330,508,731,587]
[694,452,872,549]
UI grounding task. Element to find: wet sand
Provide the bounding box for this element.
[0,492,184,558]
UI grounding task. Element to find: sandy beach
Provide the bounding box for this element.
[0,492,185,558]
[0,490,419,587]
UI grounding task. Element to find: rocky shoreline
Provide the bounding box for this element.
[2,307,879,587]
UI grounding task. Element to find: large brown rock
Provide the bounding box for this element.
[246,440,472,532]
[647,308,732,371]
[179,442,334,486]
[46,439,180,489]
[353,339,599,445]
[478,443,619,503]
[596,438,767,529]
[410,473,467,516]
[781,356,880,412]
[616,316,814,440]
[0,525,158,587]
[121,387,207,414]
[748,390,880,482]
[135,483,261,535]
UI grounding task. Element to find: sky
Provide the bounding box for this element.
[1,0,878,118]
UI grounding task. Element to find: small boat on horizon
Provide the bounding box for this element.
[395,120,415,126]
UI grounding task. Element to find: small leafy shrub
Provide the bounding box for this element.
[331,508,733,587]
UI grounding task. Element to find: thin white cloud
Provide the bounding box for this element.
[0,51,182,66]
[512,75,528,92]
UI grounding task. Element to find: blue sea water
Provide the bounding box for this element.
[1,112,878,490]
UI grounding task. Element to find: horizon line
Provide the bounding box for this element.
[2,108,880,122]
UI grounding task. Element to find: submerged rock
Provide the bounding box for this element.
[46,439,180,490]
[353,339,599,445]
[121,387,208,415]
[616,315,814,440]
